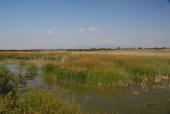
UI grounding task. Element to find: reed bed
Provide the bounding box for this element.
[43,53,170,87]
[1,51,170,87]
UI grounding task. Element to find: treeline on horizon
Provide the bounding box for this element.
[0,47,169,52]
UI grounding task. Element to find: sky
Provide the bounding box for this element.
[0,0,170,49]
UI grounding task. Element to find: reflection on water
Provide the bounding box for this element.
[7,64,45,89]
[46,82,170,114]
[8,64,170,114]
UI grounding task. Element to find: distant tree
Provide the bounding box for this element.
[117,47,121,50]
[138,47,143,49]
[153,47,159,50]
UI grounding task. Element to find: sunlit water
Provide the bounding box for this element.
[7,64,170,114]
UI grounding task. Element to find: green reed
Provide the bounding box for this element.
[43,63,129,87]
[43,54,170,87]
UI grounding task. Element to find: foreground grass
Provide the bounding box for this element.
[0,91,83,114]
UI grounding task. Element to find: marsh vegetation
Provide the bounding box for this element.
[0,50,170,114]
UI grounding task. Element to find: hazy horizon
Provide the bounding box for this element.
[0,0,170,49]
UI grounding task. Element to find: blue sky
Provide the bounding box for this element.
[0,0,170,49]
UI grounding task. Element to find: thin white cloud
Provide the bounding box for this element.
[79,28,86,32]
[78,27,100,32]
[88,27,100,31]
[47,30,55,34]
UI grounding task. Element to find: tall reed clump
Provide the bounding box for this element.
[43,64,87,84]
[43,63,129,87]
[86,69,129,87]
